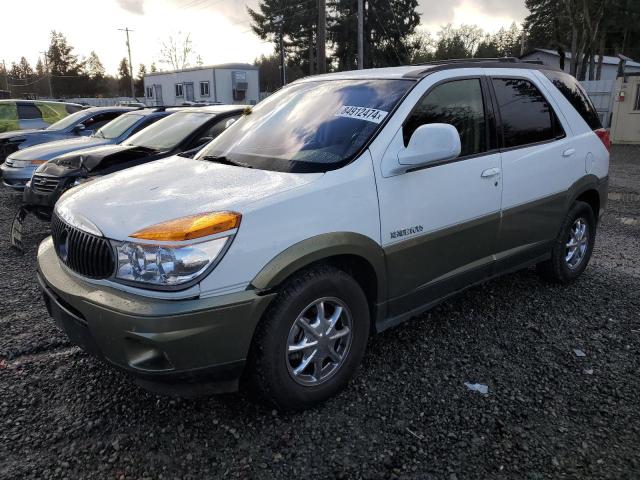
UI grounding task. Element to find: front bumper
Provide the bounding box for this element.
[0,163,36,190]
[37,237,276,394]
[23,179,67,213]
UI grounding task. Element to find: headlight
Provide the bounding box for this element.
[7,159,46,168]
[114,237,228,286]
[113,211,241,286]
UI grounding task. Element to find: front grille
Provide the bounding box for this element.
[31,174,61,193]
[51,213,115,279]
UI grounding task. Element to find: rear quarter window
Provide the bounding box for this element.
[0,102,18,133]
[17,103,43,120]
[542,70,602,130]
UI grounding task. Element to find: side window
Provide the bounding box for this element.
[492,78,563,148]
[83,112,122,130]
[404,78,487,157]
[130,115,162,135]
[185,115,240,150]
[200,81,210,97]
[542,70,601,129]
[175,84,184,97]
[66,104,83,114]
[17,103,42,120]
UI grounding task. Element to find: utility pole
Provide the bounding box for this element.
[119,27,136,99]
[274,15,286,86]
[357,0,364,69]
[317,0,326,74]
[40,51,53,98]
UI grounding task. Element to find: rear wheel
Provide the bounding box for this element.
[537,201,596,284]
[245,265,370,410]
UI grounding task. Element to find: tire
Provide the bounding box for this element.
[536,200,596,284]
[245,265,370,410]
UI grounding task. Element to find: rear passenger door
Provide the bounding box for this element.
[487,71,579,264]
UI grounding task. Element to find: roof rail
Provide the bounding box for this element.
[411,57,520,67]
[404,57,560,78]
[153,106,167,112]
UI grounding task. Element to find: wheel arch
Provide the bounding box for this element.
[566,174,608,221]
[250,232,387,322]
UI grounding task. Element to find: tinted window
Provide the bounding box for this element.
[492,78,562,148]
[198,79,412,173]
[17,103,42,120]
[66,104,83,114]
[404,79,487,157]
[94,113,143,139]
[127,111,216,150]
[129,115,164,135]
[46,110,90,131]
[83,112,123,131]
[542,70,601,130]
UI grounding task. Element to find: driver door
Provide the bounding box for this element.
[376,76,502,316]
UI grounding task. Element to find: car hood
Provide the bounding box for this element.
[56,156,322,240]
[49,144,145,170]
[0,129,43,141]
[9,136,109,161]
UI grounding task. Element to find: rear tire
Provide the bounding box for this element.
[536,200,596,284]
[245,265,370,410]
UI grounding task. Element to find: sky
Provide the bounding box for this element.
[0,0,529,75]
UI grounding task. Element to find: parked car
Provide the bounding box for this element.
[22,105,244,216]
[37,60,609,409]
[4,108,173,193]
[0,106,135,167]
[0,99,84,134]
[117,101,147,108]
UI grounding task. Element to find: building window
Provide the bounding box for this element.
[175,83,184,97]
[146,86,154,98]
[200,81,210,97]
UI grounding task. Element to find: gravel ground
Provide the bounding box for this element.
[1,146,639,480]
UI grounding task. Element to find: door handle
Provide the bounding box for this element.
[562,148,576,157]
[481,167,501,178]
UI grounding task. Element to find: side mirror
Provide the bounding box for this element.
[74,124,86,134]
[397,123,461,170]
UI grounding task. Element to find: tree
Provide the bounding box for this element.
[248,0,319,76]
[136,64,147,97]
[9,57,34,79]
[159,32,197,70]
[118,58,132,96]
[84,51,105,79]
[254,53,304,93]
[475,23,522,58]
[329,0,421,70]
[150,62,158,73]
[46,31,83,96]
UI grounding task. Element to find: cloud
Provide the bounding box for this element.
[117,0,144,15]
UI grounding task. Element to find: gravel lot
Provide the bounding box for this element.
[1,146,639,480]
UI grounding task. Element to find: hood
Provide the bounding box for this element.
[0,129,42,141]
[56,156,322,239]
[51,144,144,170]
[8,136,108,161]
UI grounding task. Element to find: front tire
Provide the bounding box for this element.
[536,200,596,284]
[245,265,370,410]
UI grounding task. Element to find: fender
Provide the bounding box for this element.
[250,232,387,302]
[565,174,608,218]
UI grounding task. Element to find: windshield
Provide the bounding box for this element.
[126,111,214,150]
[94,114,143,139]
[45,110,88,131]
[197,79,413,173]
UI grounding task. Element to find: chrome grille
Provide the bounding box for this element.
[51,213,115,279]
[31,174,61,193]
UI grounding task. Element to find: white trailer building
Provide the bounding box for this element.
[520,49,640,80]
[143,63,260,106]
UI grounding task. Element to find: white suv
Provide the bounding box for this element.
[37,59,609,409]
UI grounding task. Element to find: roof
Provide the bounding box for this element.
[296,58,559,83]
[145,63,258,77]
[82,106,138,113]
[522,49,640,68]
[0,99,83,106]
[174,104,249,114]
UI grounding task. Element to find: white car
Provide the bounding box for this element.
[37,59,609,409]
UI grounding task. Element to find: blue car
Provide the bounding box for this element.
[1,108,173,190]
[0,106,135,166]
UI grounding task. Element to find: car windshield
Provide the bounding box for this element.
[126,111,214,150]
[94,114,143,139]
[197,79,413,173]
[45,110,88,131]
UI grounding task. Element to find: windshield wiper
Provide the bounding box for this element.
[201,155,252,168]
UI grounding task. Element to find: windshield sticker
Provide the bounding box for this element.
[335,106,388,124]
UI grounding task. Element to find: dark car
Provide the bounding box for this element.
[0,106,135,165]
[23,105,245,219]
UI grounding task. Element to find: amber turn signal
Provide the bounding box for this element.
[130,211,241,241]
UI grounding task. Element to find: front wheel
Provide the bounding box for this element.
[245,265,370,410]
[537,200,596,284]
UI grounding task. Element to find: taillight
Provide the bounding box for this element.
[594,128,610,151]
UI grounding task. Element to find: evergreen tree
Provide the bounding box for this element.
[329,0,421,70]
[46,31,82,96]
[118,58,132,97]
[248,0,319,76]
[136,64,147,97]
